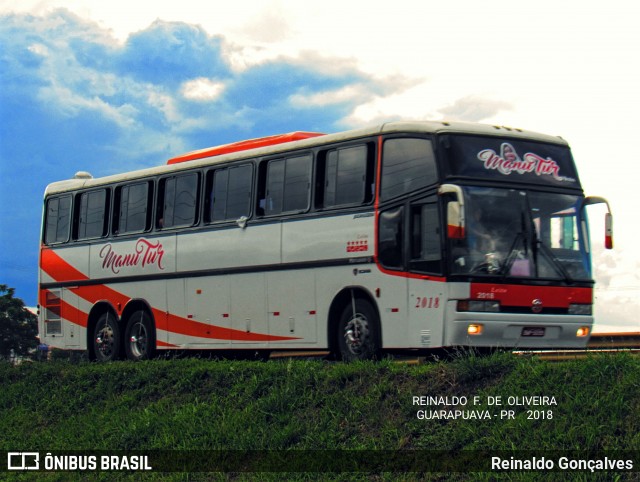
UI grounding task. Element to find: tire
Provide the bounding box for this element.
[92,312,121,362]
[124,310,156,361]
[337,298,381,361]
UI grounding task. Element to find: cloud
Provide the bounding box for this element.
[0,9,389,303]
[182,78,225,101]
[438,95,514,123]
[289,84,378,109]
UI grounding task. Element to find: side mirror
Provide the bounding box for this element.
[582,196,613,250]
[605,212,613,249]
[447,201,465,238]
[439,184,465,239]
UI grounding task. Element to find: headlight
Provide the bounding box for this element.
[457,300,501,312]
[568,304,592,315]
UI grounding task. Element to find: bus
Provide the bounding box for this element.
[38,121,613,361]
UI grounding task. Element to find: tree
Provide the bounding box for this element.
[0,285,38,361]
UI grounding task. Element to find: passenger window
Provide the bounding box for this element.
[206,164,253,223]
[263,154,312,216]
[381,138,437,200]
[410,198,442,274]
[44,195,72,244]
[115,181,152,234]
[265,159,285,215]
[77,189,109,240]
[226,165,253,220]
[324,145,368,207]
[283,155,312,212]
[158,173,199,229]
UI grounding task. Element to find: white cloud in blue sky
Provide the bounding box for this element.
[0,9,394,304]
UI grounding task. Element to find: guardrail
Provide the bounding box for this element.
[588,332,640,349]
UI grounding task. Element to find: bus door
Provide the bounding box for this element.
[407,198,446,349]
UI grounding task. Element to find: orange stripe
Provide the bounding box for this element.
[152,308,298,342]
[40,248,300,342]
[41,248,89,282]
[39,289,88,328]
[156,340,179,348]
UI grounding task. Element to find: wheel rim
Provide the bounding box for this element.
[343,313,370,356]
[128,321,148,359]
[95,322,116,359]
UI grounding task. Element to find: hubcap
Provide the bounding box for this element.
[344,314,370,355]
[129,322,147,358]
[96,324,115,358]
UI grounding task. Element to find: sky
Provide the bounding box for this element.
[1,0,638,333]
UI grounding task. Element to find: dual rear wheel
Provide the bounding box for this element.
[91,309,155,362]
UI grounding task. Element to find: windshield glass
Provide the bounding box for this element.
[449,187,590,281]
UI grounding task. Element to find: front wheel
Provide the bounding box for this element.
[124,310,156,361]
[337,298,381,361]
[92,312,121,362]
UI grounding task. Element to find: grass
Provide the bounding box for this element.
[0,352,638,481]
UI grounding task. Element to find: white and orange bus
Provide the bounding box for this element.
[38,121,613,361]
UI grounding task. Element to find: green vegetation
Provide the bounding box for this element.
[0,285,38,361]
[1,352,638,481]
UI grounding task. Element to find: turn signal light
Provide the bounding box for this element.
[468,324,484,335]
[576,326,590,338]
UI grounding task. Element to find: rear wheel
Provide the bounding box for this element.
[124,310,156,361]
[92,312,121,362]
[337,298,380,361]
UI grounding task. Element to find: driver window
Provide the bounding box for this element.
[378,206,404,270]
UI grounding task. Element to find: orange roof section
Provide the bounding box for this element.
[167,131,326,165]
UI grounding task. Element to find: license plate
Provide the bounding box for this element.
[522,327,545,337]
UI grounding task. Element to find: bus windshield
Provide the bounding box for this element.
[449,187,591,281]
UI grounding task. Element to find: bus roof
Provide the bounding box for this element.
[44,121,569,196]
[167,132,326,165]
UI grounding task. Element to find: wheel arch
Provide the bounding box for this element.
[121,299,155,328]
[326,286,381,357]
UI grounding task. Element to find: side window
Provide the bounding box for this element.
[265,159,285,216]
[114,181,152,234]
[262,154,312,216]
[381,138,437,200]
[323,145,369,208]
[77,189,109,240]
[205,164,253,223]
[284,154,312,212]
[410,198,442,274]
[378,205,404,270]
[44,195,72,244]
[226,165,253,220]
[158,173,199,229]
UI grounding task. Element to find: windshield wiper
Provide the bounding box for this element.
[500,204,530,278]
[500,230,525,278]
[536,239,573,284]
[523,194,572,283]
